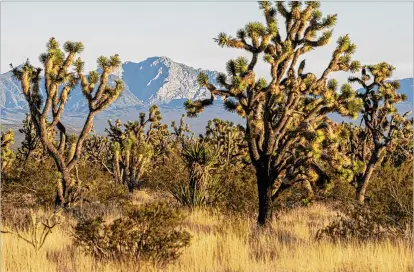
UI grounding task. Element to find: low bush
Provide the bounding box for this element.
[73,202,191,267]
[317,161,413,242]
[2,159,58,210]
[217,166,257,215]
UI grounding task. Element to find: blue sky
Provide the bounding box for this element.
[1,1,413,83]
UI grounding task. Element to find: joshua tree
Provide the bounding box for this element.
[106,105,161,192]
[345,63,413,203]
[17,113,48,165]
[171,114,191,145]
[11,38,123,207]
[1,129,16,174]
[185,1,363,225]
[201,118,249,169]
[150,120,173,167]
[82,134,112,172]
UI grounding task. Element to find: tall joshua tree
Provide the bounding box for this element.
[346,63,413,203]
[185,1,362,225]
[11,38,123,207]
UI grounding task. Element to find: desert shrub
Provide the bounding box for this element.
[2,159,129,210]
[73,202,191,267]
[217,165,257,215]
[369,160,412,224]
[2,159,58,210]
[144,151,186,190]
[62,163,131,223]
[271,183,312,212]
[316,202,407,241]
[317,161,412,241]
[76,163,130,205]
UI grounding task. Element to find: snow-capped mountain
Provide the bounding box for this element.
[0,56,229,133]
[1,56,412,134]
[0,69,27,111]
[1,56,218,115]
[122,56,218,104]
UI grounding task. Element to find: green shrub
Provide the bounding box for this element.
[317,161,413,241]
[73,202,191,267]
[217,165,257,215]
[144,151,186,190]
[77,164,129,205]
[316,202,407,241]
[2,159,58,210]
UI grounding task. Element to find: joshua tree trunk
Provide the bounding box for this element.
[255,161,274,226]
[356,147,385,203]
[22,149,33,166]
[55,169,72,207]
[303,180,315,200]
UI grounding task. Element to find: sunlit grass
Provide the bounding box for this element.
[2,198,412,272]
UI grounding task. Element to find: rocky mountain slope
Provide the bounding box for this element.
[1,57,412,133]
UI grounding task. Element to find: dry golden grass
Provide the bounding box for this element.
[2,196,412,272]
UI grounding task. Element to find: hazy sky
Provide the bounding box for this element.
[1,1,413,83]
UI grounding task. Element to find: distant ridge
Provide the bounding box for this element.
[1,57,412,133]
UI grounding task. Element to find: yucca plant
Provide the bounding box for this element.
[172,141,219,207]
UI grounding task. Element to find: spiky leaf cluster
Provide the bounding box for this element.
[1,129,16,174]
[106,106,164,190]
[17,114,45,164]
[200,118,249,168]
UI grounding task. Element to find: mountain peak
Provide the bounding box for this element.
[121,56,218,104]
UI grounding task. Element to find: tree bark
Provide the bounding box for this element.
[356,147,385,203]
[256,165,273,226]
[55,169,72,208]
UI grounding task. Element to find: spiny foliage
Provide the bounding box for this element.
[200,118,249,168]
[82,133,111,169]
[1,129,16,174]
[344,63,413,202]
[271,118,358,201]
[169,140,220,208]
[184,1,362,224]
[17,114,44,165]
[171,114,192,145]
[11,38,123,207]
[106,105,162,191]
